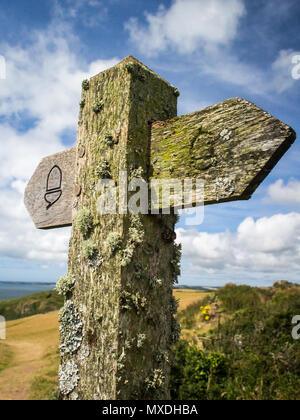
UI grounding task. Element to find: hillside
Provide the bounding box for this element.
[172,281,300,400]
[0,283,299,400]
[0,290,63,321]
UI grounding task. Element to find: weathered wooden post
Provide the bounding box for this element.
[24,56,296,400]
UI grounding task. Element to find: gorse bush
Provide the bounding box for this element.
[171,283,300,400]
[170,341,228,400]
[177,294,213,330]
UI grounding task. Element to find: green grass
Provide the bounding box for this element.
[28,348,60,400]
[0,342,14,373]
[0,290,64,321]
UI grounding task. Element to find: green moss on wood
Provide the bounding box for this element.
[82,80,90,91]
[93,97,104,113]
[105,232,122,256]
[103,133,114,148]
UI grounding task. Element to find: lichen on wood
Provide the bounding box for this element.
[56,274,75,297]
[150,97,296,206]
[61,56,180,400]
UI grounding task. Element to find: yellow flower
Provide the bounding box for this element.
[202,310,207,315]
[205,305,211,311]
[205,316,210,321]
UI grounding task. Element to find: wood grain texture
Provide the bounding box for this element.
[63,56,179,400]
[150,97,296,206]
[24,148,75,229]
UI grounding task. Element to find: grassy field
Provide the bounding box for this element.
[173,289,209,310]
[0,311,59,400]
[0,289,205,400]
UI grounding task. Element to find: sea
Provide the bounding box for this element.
[0,282,56,301]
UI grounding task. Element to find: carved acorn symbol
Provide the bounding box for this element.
[44,165,62,210]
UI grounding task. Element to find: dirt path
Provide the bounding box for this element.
[0,312,59,400]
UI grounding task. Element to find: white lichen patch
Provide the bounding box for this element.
[220,128,232,141]
[76,208,94,238]
[56,274,75,296]
[59,301,83,356]
[155,351,170,364]
[78,344,90,361]
[213,177,235,201]
[137,333,146,349]
[145,369,165,391]
[121,215,144,267]
[59,360,79,396]
[70,392,79,400]
[105,232,122,256]
[117,347,126,370]
[95,159,111,179]
[82,239,103,271]
[120,291,147,313]
[82,239,97,260]
[150,277,163,288]
[129,166,144,181]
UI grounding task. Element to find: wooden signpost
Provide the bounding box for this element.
[24,56,296,400]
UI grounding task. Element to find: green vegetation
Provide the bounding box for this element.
[177,294,212,330]
[0,343,14,373]
[171,282,300,400]
[171,341,228,400]
[1,282,299,400]
[28,347,60,401]
[0,290,63,321]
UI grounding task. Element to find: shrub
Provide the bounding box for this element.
[170,341,228,400]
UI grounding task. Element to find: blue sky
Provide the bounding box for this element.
[0,0,300,287]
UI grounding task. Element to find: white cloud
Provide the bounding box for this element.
[0,182,71,262]
[54,0,109,27]
[125,0,246,56]
[125,2,299,95]
[176,213,300,279]
[207,48,300,94]
[0,22,119,263]
[265,179,300,205]
[271,49,300,93]
[0,25,119,186]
